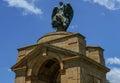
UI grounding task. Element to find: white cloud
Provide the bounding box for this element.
[106,57,120,65]
[8,68,12,72]
[4,0,43,15]
[107,68,120,83]
[83,0,120,10]
[106,57,120,83]
[70,24,78,29]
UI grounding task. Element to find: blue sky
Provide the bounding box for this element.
[0,0,120,83]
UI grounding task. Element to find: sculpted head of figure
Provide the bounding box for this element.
[59,2,63,6]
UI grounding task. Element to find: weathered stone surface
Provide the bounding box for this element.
[38,32,86,55]
[86,46,105,65]
[12,32,109,83]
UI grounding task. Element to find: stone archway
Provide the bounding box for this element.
[37,59,60,83]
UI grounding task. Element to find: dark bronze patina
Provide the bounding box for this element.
[52,2,74,31]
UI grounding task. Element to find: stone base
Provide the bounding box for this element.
[12,32,109,83]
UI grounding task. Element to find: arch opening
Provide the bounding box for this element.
[37,59,60,83]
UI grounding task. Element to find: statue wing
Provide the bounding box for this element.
[65,3,74,20]
[52,7,58,19]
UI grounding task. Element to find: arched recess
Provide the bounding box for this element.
[27,50,64,83]
[37,59,60,83]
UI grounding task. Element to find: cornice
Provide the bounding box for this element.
[12,43,110,73]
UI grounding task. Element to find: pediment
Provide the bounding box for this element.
[11,43,79,71]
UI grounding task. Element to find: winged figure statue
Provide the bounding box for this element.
[52,2,74,31]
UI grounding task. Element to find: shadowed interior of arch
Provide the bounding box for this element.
[37,59,60,83]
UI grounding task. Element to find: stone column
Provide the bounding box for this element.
[14,67,26,83]
[26,76,39,83]
[26,68,39,83]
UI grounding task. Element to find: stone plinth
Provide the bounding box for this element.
[38,32,86,55]
[86,46,105,65]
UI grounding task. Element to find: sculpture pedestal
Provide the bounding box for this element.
[12,32,109,83]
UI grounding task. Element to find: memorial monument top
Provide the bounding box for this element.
[11,1,110,83]
[51,1,74,31]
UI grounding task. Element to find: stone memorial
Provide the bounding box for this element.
[12,2,109,83]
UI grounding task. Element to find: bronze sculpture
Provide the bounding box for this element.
[52,2,74,31]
